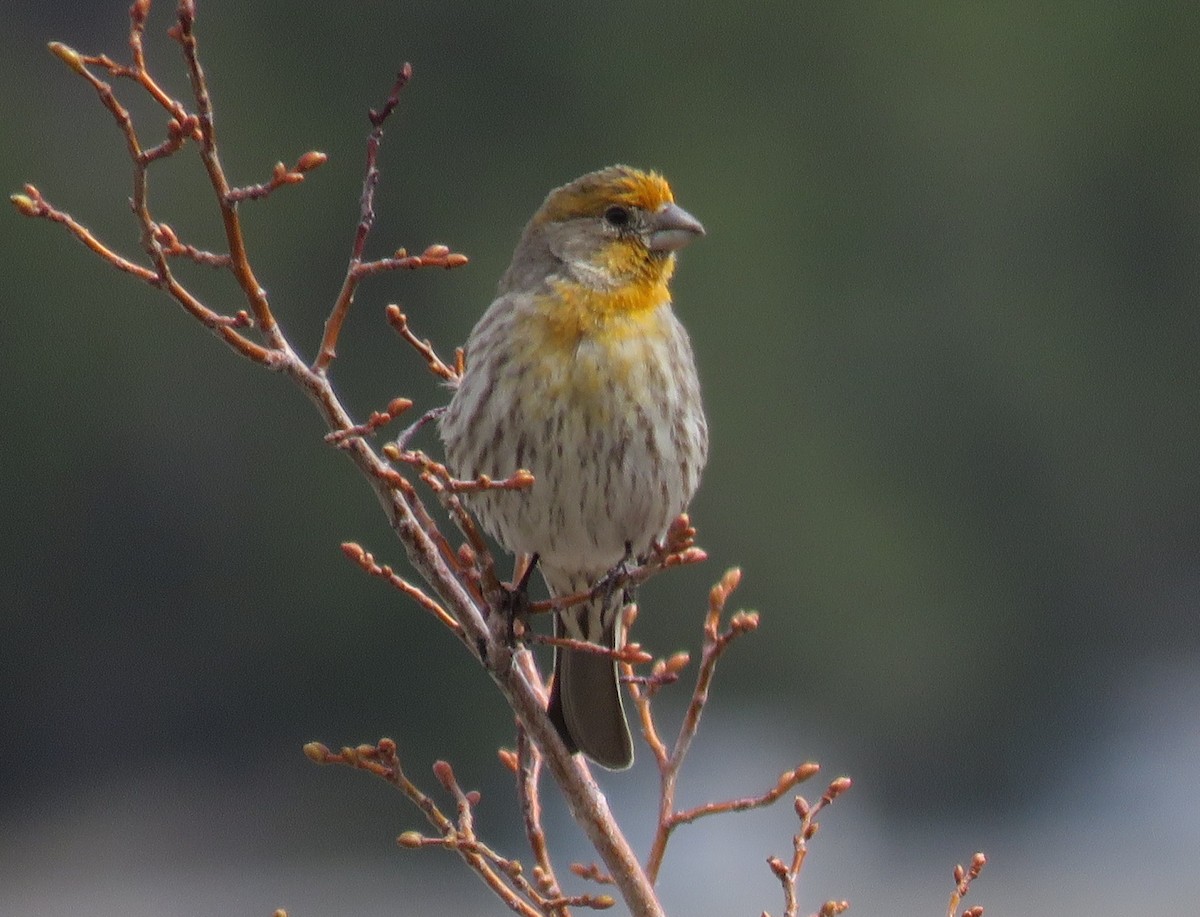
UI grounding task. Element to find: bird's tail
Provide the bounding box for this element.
[547,590,633,770]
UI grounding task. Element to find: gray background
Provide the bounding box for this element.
[4,2,1199,914]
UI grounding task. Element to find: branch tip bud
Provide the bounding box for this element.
[48,42,86,75]
[826,776,853,799]
[10,194,40,217]
[397,831,424,848]
[767,855,788,879]
[387,397,414,416]
[296,151,328,172]
[795,761,821,782]
[731,610,760,632]
[302,741,330,763]
[432,759,454,786]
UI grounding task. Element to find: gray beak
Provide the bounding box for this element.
[647,202,705,253]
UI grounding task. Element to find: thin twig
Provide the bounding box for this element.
[525,514,707,617]
[13,185,157,284]
[946,852,987,917]
[341,541,462,636]
[309,741,542,917]
[516,728,567,914]
[171,0,280,340]
[639,567,764,882]
[325,397,414,445]
[672,765,820,829]
[766,776,852,917]
[386,305,462,382]
[315,65,410,372]
[31,40,271,362]
[530,631,654,666]
[226,151,328,202]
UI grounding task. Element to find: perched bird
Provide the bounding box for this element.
[439,165,708,769]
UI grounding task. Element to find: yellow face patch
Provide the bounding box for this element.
[534,166,674,225]
[536,274,672,351]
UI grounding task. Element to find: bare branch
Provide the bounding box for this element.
[314,65,465,373]
[515,730,567,915]
[169,0,280,339]
[340,541,462,636]
[671,764,821,829]
[766,776,852,917]
[386,305,463,383]
[633,566,767,882]
[325,397,415,444]
[947,852,988,917]
[226,151,328,202]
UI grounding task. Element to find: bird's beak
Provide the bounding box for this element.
[647,202,705,253]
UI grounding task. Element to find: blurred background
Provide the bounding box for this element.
[4,2,1199,914]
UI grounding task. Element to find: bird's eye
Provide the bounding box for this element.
[603,205,631,228]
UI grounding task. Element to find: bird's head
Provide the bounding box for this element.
[501,166,705,308]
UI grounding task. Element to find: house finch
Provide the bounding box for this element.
[439,165,707,769]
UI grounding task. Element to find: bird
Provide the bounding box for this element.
[438,165,708,769]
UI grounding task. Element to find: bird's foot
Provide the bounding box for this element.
[590,541,637,609]
[500,553,539,646]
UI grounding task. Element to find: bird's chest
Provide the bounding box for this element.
[496,321,677,559]
[523,310,666,424]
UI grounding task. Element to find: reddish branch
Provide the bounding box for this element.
[515,729,569,916]
[308,739,616,916]
[386,305,465,382]
[764,778,853,917]
[947,853,988,917]
[225,151,328,203]
[625,567,822,884]
[325,397,414,444]
[529,514,707,618]
[314,66,467,373]
[340,541,461,636]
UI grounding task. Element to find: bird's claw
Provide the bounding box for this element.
[499,553,539,646]
[591,541,636,608]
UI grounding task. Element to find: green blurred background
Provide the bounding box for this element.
[4,2,1199,914]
